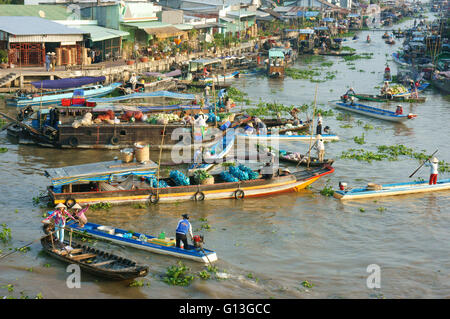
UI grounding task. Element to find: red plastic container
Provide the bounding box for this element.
[61,98,72,106]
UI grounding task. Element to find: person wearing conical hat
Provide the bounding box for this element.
[313,134,325,162]
[175,214,193,250]
[424,157,439,185]
[42,203,77,243]
[69,203,89,227]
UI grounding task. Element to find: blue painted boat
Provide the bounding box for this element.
[67,222,218,263]
[393,82,429,98]
[7,83,122,107]
[188,129,236,173]
[200,71,240,83]
[236,132,339,142]
[335,102,417,122]
[31,76,106,90]
[334,179,450,200]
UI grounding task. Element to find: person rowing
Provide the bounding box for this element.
[395,104,403,115]
[175,214,194,250]
[424,157,439,185]
[313,134,325,162]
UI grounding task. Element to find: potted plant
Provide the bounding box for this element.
[193,170,214,185]
[0,49,8,69]
[139,56,149,63]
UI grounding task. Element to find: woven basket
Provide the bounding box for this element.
[200,177,214,185]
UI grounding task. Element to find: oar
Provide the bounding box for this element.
[409,149,438,178]
[200,245,213,268]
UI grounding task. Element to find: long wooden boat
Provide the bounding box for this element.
[6,83,122,107]
[268,121,310,135]
[334,102,417,122]
[279,150,334,167]
[48,165,334,205]
[431,78,450,95]
[351,93,426,103]
[236,132,339,142]
[198,71,240,83]
[334,179,450,200]
[67,222,218,264]
[41,233,149,280]
[317,50,355,57]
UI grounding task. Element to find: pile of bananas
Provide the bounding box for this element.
[387,84,407,95]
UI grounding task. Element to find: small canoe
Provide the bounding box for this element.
[268,122,310,135]
[318,51,355,57]
[279,150,334,167]
[40,232,149,280]
[67,222,218,264]
[385,40,396,45]
[334,179,450,200]
[335,102,417,122]
[236,133,339,142]
[199,71,240,83]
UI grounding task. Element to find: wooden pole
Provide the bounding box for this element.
[156,122,167,197]
[306,84,318,168]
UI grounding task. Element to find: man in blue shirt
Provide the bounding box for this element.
[176,214,194,249]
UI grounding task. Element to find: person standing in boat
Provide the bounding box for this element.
[42,203,77,243]
[176,214,193,250]
[316,112,323,135]
[290,107,299,121]
[69,203,89,227]
[424,157,439,185]
[313,134,325,162]
[129,73,138,91]
[410,80,419,99]
[254,118,267,135]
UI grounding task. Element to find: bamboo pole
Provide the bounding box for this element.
[155,122,167,198]
[306,85,319,168]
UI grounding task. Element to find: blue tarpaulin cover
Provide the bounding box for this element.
[31,76,106,89]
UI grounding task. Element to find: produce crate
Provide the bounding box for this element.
[148,237,176,247]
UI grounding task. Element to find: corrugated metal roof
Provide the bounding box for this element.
[71,25,129,42]
[0,5,71,20]
[0,16,87,36]
[122,21,171,30]
[174,24,194,31]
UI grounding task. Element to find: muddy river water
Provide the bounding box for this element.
[0,16,449,299]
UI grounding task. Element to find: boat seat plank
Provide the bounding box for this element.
[92,260,116,267]
[71,253,97,261]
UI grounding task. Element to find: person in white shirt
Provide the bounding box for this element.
[313,134,325,161]
[424,157,439,185]
[129,73,138,90]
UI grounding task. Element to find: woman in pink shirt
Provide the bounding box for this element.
[42,203,77,243]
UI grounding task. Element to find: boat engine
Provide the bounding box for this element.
[339,182,348,191]
[193,235,204,248]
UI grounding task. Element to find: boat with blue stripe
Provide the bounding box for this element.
[335,102,417,122]
[236,132,339,142]
[7,82,122,107]
[199,71,240,83]
[67,222,218,263]
[334,179,450,200]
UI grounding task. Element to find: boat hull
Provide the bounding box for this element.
[335,102,412,122]
[7,83,122,107]
[236,133,339,142]
[67,222,218,263]
[49,166,334,205]
[334,179,450,200]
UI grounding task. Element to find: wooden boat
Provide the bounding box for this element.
[431,78,450,95]
[41,232,149,280]
[334,179,450,200]
[267,48,286,78]
[47,165,334,205]
[385,39,396,45]
[317,50,355,57]
[279,150,334,167]
[236,132,339,142]
[198,71,240,83]
[351,93,426,103]
[335,102,417,122]
[67,222,218,264]
[268,121,310,135]
[6,83,122,107]
[187,129,236,174]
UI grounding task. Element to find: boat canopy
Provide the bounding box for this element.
[347,13,360,18]
[268,48,285,58]
[87,90,197,103]
[314,26,329,31]
[31,76,106,89]
[45,160,158,187]
[285,28,315,34]
[297,11,319,18]
[189,58,221,66]
[143,69,181,78]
